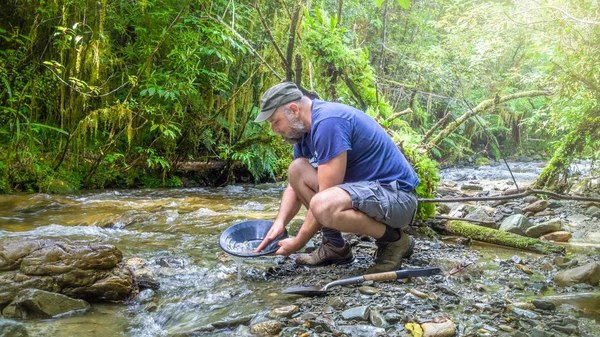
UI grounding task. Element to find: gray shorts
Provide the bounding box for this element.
[338,181,418,230]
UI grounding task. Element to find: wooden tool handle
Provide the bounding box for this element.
[363,271,398,281]
[363,267,443,282]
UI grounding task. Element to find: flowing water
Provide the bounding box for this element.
[0,161,598,336]
[0,184,302,336]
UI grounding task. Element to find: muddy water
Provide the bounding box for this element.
[0,161,598,336]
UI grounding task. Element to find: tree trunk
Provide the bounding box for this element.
[534,115,600,192]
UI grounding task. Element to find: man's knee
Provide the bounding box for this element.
[310,188,349,226]
[288,158,316,187]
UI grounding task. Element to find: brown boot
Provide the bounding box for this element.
[366,234,415,273]
[295,238,354,266]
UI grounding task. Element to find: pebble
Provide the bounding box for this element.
[358,286,379,295]
[250,320,282,336]
[409,288,429,299]
[269,305,298,318]
[327,296,345,310]
[531,300,555,311]
[421,319,457,337]
[341,306,370,321]
[498,324,514,332]
[368,310,389,328]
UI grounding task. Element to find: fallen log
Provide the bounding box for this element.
[430,220,565,255]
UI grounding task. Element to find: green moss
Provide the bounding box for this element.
[417,225,439,239]
[446,220,565,255]
[475,157,490,166]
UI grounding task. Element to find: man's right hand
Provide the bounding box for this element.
[255,220,285,253]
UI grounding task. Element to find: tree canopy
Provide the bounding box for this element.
[1,0,598,209]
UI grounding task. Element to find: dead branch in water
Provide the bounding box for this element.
[419,188,600,203]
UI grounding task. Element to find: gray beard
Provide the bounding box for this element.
[283,117,306,144]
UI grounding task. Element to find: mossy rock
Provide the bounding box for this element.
[475,157,490,166]
[46,179,75,194]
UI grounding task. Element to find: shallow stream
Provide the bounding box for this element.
[0,161,598,336]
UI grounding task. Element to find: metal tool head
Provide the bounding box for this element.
[281,285,328,296]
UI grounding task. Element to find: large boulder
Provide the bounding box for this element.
[524,218,563,238]
[2,289,90,319]
[499,214,531,236]
[0,240,133,310]
[554,262,600,287]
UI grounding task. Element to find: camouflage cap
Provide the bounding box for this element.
[254,82,303,122]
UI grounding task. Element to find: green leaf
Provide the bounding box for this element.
[374,0,385,7]
[397,0,410,9]
[24,123,69,135]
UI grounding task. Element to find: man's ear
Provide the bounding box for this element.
[289,102,300,117]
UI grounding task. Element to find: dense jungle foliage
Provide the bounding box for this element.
[1,0,599,215]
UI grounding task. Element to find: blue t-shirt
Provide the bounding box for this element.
[293,100,420,192]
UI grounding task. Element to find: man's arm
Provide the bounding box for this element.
[275,151,347,255]
[254,184,302,252]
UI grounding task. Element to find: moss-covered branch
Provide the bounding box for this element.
[431,220,565,255]
[424,90,552,151]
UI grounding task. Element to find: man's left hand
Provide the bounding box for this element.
[275,238,303,256]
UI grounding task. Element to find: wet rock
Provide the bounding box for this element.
[554,256,578,269]
[384,312,401,323]
[0,319,29,337]
[523,196,540,204]
[126,257,146,269]
[337,324,385,337]
[465,210,496,228]
[358,286,378,295]
[0,239,133,308]
[421,319,456,337]
[507,305,539,319]
[368,309,389,328]
[554,261,600,286]
[436,204,451,215]
[278,327,309,337]
[2,289,90,319]
[532,300,555,310]
[499,214,531,236]
[524,218,563,238]
[341,305,370,321]
[530,327,554,337]
[585,206,600,217]
[327,296,345,310]
[212,315,254,329]
[540,262,554,271]
[250,320,282,336]
[497,324,514,332]
[269,305,298,318]
[544,293,600,312]
[523,200,548,213]
[409,288,429,299]
[304,319,333,333]
[136,273,160,291]
[515,264,533,275]
[540,231,571,242]
[461,184,483,191]
[510,302,535,310]
[551,324,578,335]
